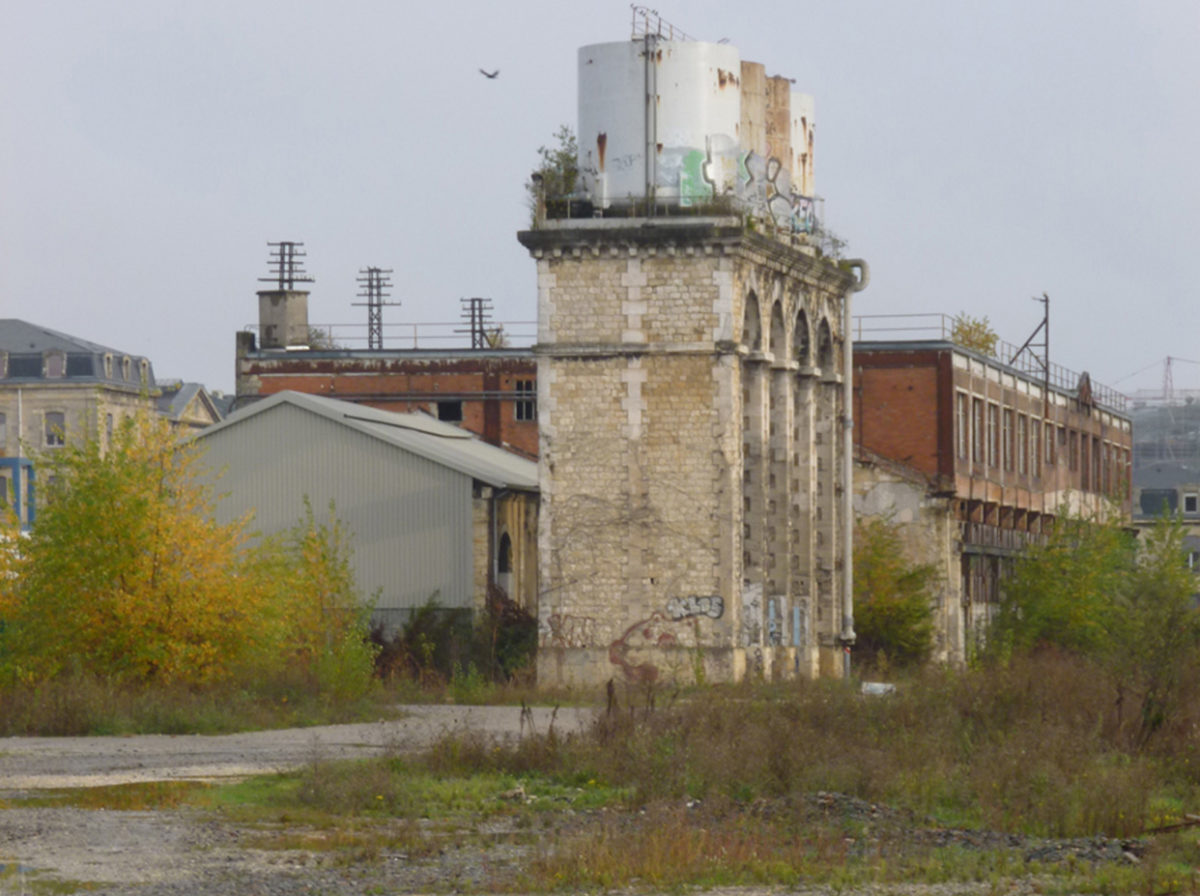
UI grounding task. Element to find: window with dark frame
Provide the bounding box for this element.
[1185,494,1198,515]
[514,379,537,421]
[45,411,66,447]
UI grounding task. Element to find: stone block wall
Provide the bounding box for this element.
[520,218,857,688]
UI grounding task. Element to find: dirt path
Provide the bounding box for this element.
[0,704,595,894]
[0,704,593,790]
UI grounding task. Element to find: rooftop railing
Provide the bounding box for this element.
[242,320,537,351]
[854,313,1128,413]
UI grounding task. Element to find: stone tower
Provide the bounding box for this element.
[519,218,866,688]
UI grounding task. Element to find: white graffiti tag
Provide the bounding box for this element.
[665,594,725,622]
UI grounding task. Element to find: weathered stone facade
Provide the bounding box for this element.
[519,217,861,688]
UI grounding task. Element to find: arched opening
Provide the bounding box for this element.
[497,532,513,597]
[817,318,834,372]
[742,292,762,351]
[769,301,785,360]
[793,308,810,367]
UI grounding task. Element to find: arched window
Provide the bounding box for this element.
[794,309,810,366]
[817,318,834,371]
[498,533,512,574]
[496,532,514,597]
[742,292,762,351]
[769,301,785,360]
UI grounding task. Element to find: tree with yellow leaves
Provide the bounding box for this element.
[0,410,374,692]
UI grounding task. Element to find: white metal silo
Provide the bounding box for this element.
[791,92,815,197]
[578,38,742,209]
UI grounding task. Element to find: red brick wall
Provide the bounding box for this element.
[855,361,942,478]
[239,354,539,458]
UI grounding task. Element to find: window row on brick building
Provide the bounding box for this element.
[953,389,1129,498]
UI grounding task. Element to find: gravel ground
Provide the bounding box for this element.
[0,705,1145,895]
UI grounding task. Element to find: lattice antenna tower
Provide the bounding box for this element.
[259,241,314,290]
[457,297,496,349]
[352,267,398,350]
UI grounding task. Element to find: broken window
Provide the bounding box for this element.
[437,401,463,422]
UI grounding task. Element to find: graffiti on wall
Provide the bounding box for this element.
[609,612,678,684]
[541,613,599,649]
[741,582,763,646]
[738,151,816,234]
[665,594,724,621]
[608,592,727,683]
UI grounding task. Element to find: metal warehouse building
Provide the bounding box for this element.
[194,391,538,631]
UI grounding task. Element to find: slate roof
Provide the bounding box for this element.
[0,319,155,387]
[155,381,223,423]
[199,390,537,491]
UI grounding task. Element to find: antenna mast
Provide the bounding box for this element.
[352,267,398,350]
[259,241,314,291]
[457,297,496,349]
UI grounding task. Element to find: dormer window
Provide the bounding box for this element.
[139,359,149,386]
[104,354,113,378]
[122,356,132,381]
[44,351,66,378]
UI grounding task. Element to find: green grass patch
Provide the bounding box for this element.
[1,780,213,811]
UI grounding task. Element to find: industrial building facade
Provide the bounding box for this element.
[235,288,538,458]
[853,340,1133,659]
[195,391,538,632]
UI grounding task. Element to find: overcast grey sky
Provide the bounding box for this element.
[2,1,1197,396]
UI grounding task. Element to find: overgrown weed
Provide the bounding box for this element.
[0,674,392,736]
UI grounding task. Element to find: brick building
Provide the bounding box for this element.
[853,332,1132,658]
[234,285,539,458]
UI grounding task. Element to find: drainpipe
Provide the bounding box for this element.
[841,260,870,680]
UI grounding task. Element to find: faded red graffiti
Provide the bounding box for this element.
[609,612,677,684]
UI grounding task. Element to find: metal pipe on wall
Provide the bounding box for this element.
[841,259,870,680]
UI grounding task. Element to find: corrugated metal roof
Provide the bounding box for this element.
[200,391,537,490]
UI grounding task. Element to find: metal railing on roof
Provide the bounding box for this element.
[853,313,1128,412]
[241,320,537,351]
[631,6,694,40]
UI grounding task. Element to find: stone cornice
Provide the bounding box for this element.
[518,218,859,295]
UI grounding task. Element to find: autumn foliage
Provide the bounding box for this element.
[0,411,374,693]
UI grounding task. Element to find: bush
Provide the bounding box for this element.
[853,516,937,669]
[0,410,375,697]
[988,509,1200,748]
